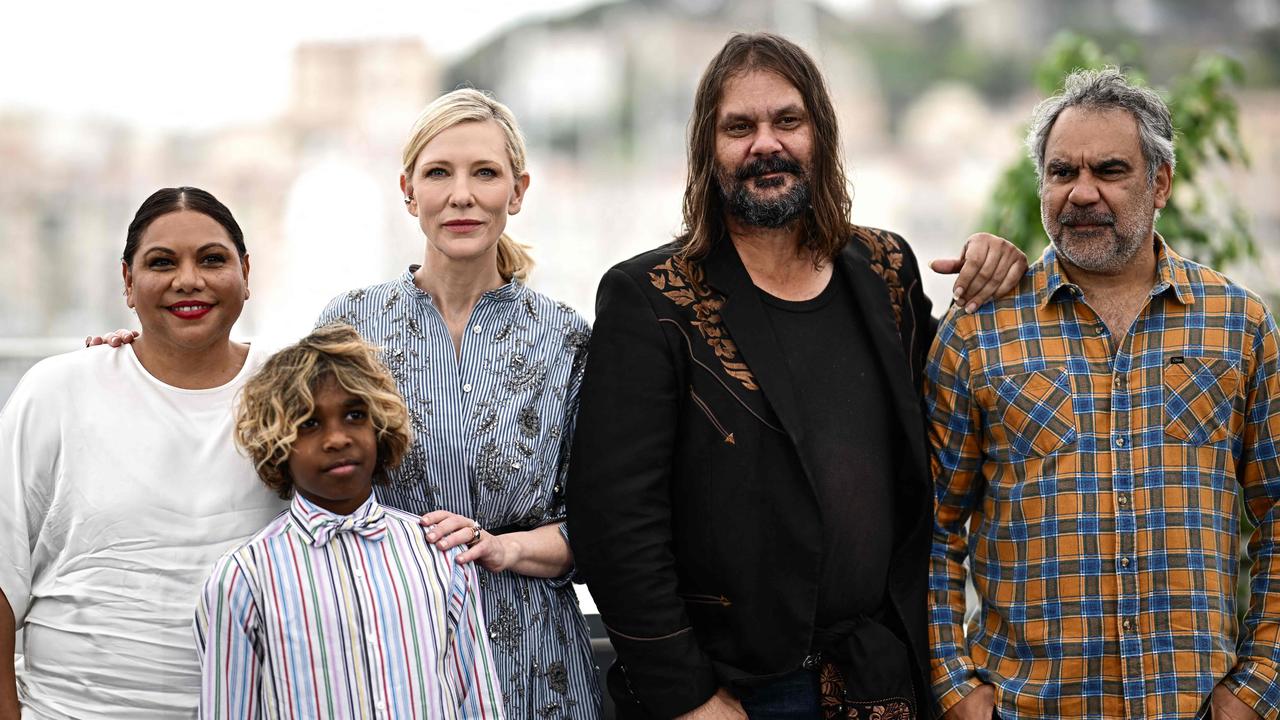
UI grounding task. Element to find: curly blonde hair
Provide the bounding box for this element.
[235,323,412,499]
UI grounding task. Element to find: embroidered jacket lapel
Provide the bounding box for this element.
[702,238,808,448]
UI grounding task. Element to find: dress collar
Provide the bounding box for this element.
[399,265,526,304]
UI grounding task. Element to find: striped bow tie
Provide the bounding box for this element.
[308,505,388,547]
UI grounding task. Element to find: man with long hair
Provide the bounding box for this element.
[568,33,1024,719]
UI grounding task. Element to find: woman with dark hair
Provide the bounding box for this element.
[0,187,284,719]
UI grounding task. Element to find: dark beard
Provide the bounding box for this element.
[717,155,811,229]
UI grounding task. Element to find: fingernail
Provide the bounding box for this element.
[966,303,978,313]
[427,533,436,541]
[953,287,964,299]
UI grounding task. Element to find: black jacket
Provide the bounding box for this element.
[567,228,936,718]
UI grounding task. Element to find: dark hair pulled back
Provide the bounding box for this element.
[122,187,246,266]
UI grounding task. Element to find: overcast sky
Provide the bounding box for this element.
[1,0,960,130]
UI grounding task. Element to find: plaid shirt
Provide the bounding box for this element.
[926,237,1280,720]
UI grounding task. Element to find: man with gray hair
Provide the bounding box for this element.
[926,67,1280,720]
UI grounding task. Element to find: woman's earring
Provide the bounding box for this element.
[403,196,412,204]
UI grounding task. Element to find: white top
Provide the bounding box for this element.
[0,344,286,719]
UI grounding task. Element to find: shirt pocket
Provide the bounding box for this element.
[992,366,1077,457]
[1163,355,1240,445]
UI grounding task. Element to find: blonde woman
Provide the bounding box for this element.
[315,89,601,718]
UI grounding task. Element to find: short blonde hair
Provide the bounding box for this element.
[402,88,535,282]
[235,324,412,499]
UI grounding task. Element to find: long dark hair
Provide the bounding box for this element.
[678,33,853,263]
[123,187,246,266]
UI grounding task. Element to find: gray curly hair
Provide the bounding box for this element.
[1026,67,1175,188]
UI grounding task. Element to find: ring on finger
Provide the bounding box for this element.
[466,522,482,547]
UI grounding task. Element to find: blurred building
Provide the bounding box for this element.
[0,38,442,396]
[0,38,441,341]
[446,0,890,313]
[2,0,1279,401]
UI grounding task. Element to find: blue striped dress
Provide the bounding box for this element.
[317,267,601,719]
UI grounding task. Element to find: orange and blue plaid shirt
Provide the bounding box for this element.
[926,238,1280,720]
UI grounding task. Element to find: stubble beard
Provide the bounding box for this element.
[716,155,812,229]
[1044,195,1155,275]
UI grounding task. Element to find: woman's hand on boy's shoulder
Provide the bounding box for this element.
[84,329,139,348]
[422,510,514,573]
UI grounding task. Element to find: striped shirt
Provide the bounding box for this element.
[317,268,601,718]
[194,493,503,720]
[926,238,1280,720]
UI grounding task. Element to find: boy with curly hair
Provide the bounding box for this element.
[194,324,503,719]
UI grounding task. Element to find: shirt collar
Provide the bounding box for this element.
[1035,233,1194,309]
[399,265,526,304]
[289,492,388,547]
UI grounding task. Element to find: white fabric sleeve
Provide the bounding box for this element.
[0,365,58,625]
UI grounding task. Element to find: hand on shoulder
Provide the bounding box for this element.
[929,233,1028,313]
[84,329,139,348]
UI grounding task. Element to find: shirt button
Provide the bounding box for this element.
[1118,495,1129,507]
[1115,436,1126,447]
[1120,557,1131,568]
[1095,325,1105,335]
[462,383,473,393]
[353,568,364,578]
[375,700,386,710]
[472,325,483,334]
[1122,619,1132,631]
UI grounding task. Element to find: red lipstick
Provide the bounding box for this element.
[167,301,213,320]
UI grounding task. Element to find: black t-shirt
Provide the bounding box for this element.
[758,264,897,627]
